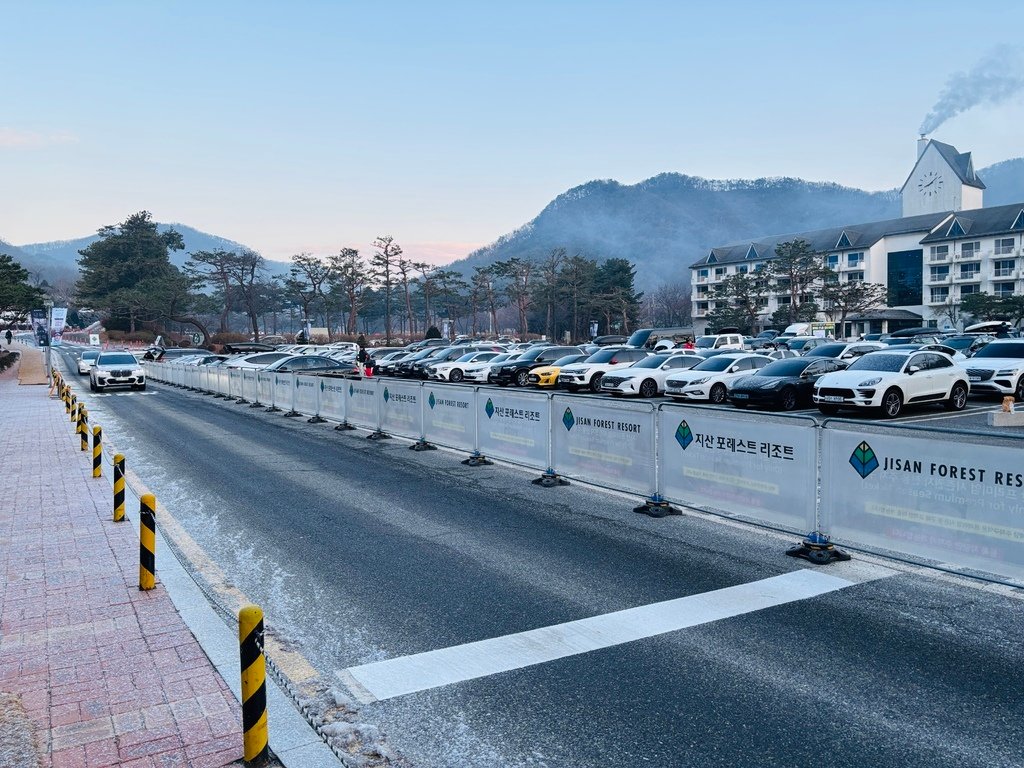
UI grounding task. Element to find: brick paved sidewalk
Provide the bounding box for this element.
[0,369,245,767]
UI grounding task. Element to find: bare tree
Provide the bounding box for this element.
[492,257,535,338]
[184,249,238,334]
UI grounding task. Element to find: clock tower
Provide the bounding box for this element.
[900,137,985,217]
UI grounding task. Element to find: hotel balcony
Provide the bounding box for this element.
[925,274,951,285]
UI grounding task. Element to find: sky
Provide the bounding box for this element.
[3,0,1024,266]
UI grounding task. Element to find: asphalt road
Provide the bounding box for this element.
[55,348,1024,768]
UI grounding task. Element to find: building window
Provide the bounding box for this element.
[715,267,727,278]
[994,282,1016,298]
[825,254,839,269]
[697,302,708,311]
[847,271,864,282]
[696,286,709,297]
[994,259,1016,278]
[847,252,864,267]
[756,297,768,309]
[961,241,981,259]
[930,287,950,303]
[959,263,980,280]
[887,249,923,306]
[697,269,708,282]
[995,238,1015,256]
[777,296,792,306]
[737,265,748,274]
[929,245,948,262]
[960,284,980,297]
[930,265,949,281]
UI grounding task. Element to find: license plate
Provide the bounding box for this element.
[821,395,844,403]
[732,393,749,399]
[969,376,980,382]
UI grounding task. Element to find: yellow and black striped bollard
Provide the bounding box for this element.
[139,493,156,590]
[113,454,125,522]
[239,605,269,764]
[79,408,89,452]
[70,394,78,424]
[63,384,71,414]
[92,425,102,478]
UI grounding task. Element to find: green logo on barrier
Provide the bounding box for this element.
[485,398,495,419]
[562,407,575,431]
[296,377,300,387]
[320,380,325,392]
[675,420,693,450]
[349,383,354,397]
[383,387,390,403]
[428,391,436,409]
[849,441,879,479]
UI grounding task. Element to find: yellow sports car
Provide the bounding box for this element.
[527,353,588,387]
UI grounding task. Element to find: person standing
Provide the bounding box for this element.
[4,329,12,346]
[357,345,370,377]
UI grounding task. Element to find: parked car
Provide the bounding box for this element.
[77,349,101,374]
[557,347,651,393]
[599,353,703,398]
[729,357,848,411]
[883,343,967,362]
[263,355,350,373]
[803,342,885,361]
[222,352,293,369]
[959,339,1024,401]
[491,346,584,387]
[462,352,518,383]
[427,351,500,382]
[693,333,745,352]
[766,349,801,360]
[664,353,772,403]
[813,349,970,417]
[527,354,589,388]
[779,336,832,354]
[89,351,147,392]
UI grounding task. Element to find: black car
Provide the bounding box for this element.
[728,357,848,411]
[395,347,444,377]
[263,355,350,373]
[489,345,583,387]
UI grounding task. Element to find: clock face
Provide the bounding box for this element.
[917,171,944,197]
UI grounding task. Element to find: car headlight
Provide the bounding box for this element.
[858,377,882,386]
[996,369,1016,376]
[688,377,709,385]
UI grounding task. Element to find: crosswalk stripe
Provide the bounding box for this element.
[342,569,855,703]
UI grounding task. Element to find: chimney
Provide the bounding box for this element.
[918,135,928,159]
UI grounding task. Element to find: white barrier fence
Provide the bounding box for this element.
[142,362,1024,585]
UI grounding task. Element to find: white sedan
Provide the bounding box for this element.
[77,349,100,374]
[812,349,969,418]
[427,351,500,383]
[461,353,518,383]
[600,353,703,397]
[664,353,773,403]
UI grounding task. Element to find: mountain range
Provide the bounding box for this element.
[5,157,1023,292]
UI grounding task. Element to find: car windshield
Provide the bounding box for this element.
[583,349,621,364]
[971,342,1024,359]
[694,336,717,349]
[942,337,975,350]
[692,356,736,372]
[847,353,909,372]
[552,354,583,366]
[805,344,845,357]
[756,359,813,376]
[787,338,813,348]
[631,354,671,369]
[98,354,137,366]
[83,350,100,360]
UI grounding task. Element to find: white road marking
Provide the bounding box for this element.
[342,569,857,702]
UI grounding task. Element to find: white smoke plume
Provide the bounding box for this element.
[919,45,1024,135]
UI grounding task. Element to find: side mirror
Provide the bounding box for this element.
[907,365,921,374]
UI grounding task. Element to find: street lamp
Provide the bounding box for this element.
[43,298,53,389]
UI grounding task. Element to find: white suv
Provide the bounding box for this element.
[664,353,772,403]
[558,347,651,393]
[694,333,744,352]
[90,351,147,392]
[961,339,1024,402]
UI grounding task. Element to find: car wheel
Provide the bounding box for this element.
[817,404,840,416]
[639,378,658,398]
[881,388,903,418]
[134,383,147,392]
[449,369,464,383]
[944,382,967,411]
[709,383,727,404]
[89,380,97,392]
[515,369,530,387]
[589,373,604,393]
[1016,375,1024,403]
[780,386,798,411]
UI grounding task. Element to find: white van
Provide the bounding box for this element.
[693,333,744,351]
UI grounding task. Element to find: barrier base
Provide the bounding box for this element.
[786,531,851,565]
[366,430,391,440]
[283,410,302,418]
[335,422,357,431]
[307,415,327,424]
[235,398,248,404]
[633,495,682,518]
[212,393,227,399]
[462,452,493,467]
[265,406,281,412]
[533,469,569,488]
[409,439,436,452]
[249,402,264,408]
